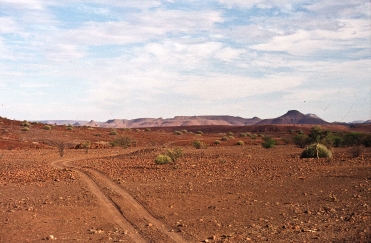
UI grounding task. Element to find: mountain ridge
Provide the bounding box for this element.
[37,110,370,128]
[37,110,338,128]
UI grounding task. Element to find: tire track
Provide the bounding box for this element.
[81,167,190,243]
[51,153,191,243]
[52,157,146,243]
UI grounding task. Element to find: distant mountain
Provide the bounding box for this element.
[256,110,328,125]
[36,111,336,128]
[39,120,90,126]
[349,120,368,124]
[99,115,262,128]
[84,120,105,127]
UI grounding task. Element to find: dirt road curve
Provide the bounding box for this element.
[51,154,191,243]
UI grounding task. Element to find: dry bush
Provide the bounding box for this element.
[349,146,363,158]
[54,141,66,157]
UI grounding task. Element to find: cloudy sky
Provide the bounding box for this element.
[0,0,370,122]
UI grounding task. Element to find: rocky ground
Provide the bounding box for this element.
[0,119,370,242]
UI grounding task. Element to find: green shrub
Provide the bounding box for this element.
[282,137,290,144]
[297,130,304,135]
[21,121,30,127]
[111,136,136,148]
[155,154,172,165]
[181,130,188,133]
[221,137,228,141]
[227,132,234,136]
[239,133,247,137]
[195,131,203,135]
[362,134,371,147]
[174,131,182,135]
[228,136,235,139]
[21,127,29,131]
[293,134,308,148]
[145,128,151,132]
[44,125,51,130]
[236,140,244,146]
[192,140,204,149]
[332,135,343,147]
[66,125,73,130]
[251,134,257,139]
[214,140,221,145]
[109,130,117,135]
[343,132,363,146]
[300,143,332,159]
[262,136,276,148]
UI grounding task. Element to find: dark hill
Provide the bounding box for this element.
[257,110,328,125]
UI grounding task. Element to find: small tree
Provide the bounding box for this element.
[166,148,183,168]
[55,141,66,157]
[83,141,91,154]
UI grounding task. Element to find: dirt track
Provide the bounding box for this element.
[52,154,191,243]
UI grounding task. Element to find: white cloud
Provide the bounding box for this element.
[250,18,370,56]
[0,0,45,10]
[44,44,86,61]
[55,10,223,46]
[174,73,304,101]
[0,17,19,33]
[218,0,268,9]
[218,0,305,10]
[215,47,245,62]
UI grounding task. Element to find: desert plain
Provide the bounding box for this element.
[0,117,370,242]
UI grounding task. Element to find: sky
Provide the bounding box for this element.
[0,0,370,123]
